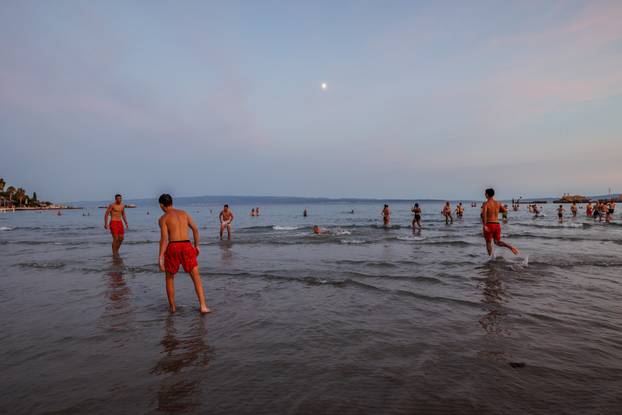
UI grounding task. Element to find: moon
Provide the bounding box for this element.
[321,82,328,90]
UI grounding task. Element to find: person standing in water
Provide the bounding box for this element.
[411,203,422,230]
[442,202,453,224]
[482,188,519,256]
[571,202,578,217]
[586,202,593,217]
[455,202,464,220]
[250,208,256,217]
[382,204,391,227]
[557,204,565,223]
[303,208,308,217]
[104,194,129,255]
[157,194,209,314]
[219,204,234,240]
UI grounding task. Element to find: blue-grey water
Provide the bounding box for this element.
[1,198,621,414]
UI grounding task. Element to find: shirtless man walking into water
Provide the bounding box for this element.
[219,204,234,240]
[482,188,519,256]
[456,202,464,219]
[382,204,391,227]
[442,202,453,224]
[158,194,209,314]
[104,194,128,255]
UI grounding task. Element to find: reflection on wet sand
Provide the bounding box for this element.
[479,266,508,336]
[219,243,233,266]
[100,256,134,331]
[477,264,511,362]
[151,315,211,413]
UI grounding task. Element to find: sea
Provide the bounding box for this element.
[1,197,621,414]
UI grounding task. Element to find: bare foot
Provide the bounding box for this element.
[511,247,519,255]
[169,305,176,313]
[200,306,211,314]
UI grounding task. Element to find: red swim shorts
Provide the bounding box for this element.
[165,241,198,275]
[109,220,124,237]
[484,223,501,241]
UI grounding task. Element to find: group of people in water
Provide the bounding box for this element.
[523,200,616,223]
[101,189,618,314]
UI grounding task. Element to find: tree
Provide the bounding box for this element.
[16,188,26,207]
[0,177,5,193]
[6,186,16,206]
[33,192,38,203]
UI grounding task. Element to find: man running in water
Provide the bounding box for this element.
[482,188,519,256]
[219,204,234,240]
[104,194,128,255]
[382,204,391,227]
[158,194,209,314]
[442,202,453,224]
[411,203,422,230]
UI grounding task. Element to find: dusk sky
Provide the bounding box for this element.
[1,1,621,202]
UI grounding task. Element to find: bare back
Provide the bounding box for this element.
[483,199,502,223]
[159,208,195,242]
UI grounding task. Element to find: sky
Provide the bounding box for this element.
[1,0,621,202]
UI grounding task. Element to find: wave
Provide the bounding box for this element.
[396,235,426,241]
[340,239,368,244]
[272,225,302,231]
[0,226,12,231]
[17,261,66,269]
[333,229,352,236]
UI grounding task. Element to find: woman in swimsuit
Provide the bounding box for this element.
[411,203,422,230]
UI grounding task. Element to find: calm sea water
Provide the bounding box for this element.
[1,198,621,414]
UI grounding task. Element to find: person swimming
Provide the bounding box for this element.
[312,225,329,235]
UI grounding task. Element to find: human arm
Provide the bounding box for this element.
[158,217,168,272]
[188,213,200,256]
[104,205,111,229]
[122,207,129,229]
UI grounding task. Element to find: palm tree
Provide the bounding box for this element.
[16,188,26,207]
[6,186,16,206]
[0,177,5,193]
[15,187,26,206]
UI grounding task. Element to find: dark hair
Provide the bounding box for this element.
[415,203,419,207]
[158,193,173,207]
[115,194,122,199]
[224,204,229,208]
[384,204,388,208]
[485,188,495,197]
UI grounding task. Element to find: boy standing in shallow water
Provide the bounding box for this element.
[482,188,519,257]
[158,194,209,314]
[104,194,128,255]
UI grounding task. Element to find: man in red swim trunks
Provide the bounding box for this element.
[482,188,519,257]
[104,194,128,255]
[158,194,209,314]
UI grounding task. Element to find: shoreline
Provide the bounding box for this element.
[0,206,82,212]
